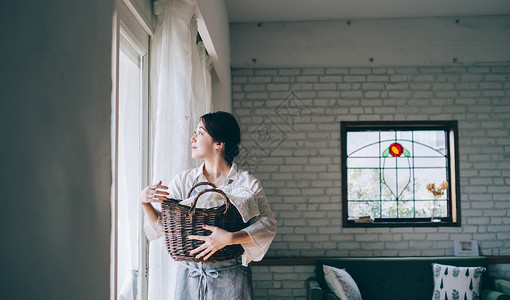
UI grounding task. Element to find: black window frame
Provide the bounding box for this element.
[341,120,460,227]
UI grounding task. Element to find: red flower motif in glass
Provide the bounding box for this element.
[389,142,404,157]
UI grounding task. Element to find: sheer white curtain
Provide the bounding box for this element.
[148,0,212,299]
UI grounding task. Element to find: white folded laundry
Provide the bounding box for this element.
[178,185,260,223]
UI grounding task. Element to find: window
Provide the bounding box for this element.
[112,1,151,299]
[341,121,460,227]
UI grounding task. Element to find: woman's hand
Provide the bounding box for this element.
[139,181,168,231]
[188,225,253,261]
[140,181,169,204]
[188,225,234,261]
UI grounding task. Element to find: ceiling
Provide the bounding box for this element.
[225,0,510,23]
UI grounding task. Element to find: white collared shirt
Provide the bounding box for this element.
[144,162,277,266]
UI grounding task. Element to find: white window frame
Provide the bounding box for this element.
[111,1,153,299]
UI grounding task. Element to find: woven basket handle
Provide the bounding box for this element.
[188,188,231,216]
[186,181,217,198]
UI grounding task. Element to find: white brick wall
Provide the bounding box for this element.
[252,265,314,300]
[232,66,510,299]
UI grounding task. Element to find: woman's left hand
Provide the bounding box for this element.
[188,225,233,261]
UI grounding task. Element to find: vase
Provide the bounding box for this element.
[430,203,441,222]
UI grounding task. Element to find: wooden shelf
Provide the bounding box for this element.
[253,256,510,266]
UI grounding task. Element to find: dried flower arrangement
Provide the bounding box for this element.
[426,181,449,198]
[427,181,448,222]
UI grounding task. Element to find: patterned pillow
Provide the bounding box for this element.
[323,265,362,300]
[432,263,486,300]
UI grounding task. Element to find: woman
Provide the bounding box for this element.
[140,111,276,299]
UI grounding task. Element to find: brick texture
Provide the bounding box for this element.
[232,66,510,299]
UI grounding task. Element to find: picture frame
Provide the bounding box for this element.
[453,240,479,256]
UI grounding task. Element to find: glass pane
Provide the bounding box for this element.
[398,176,414,200]
[413,130,446,156]
[347,131,379,156]
[348,200,380,219]
[381,159,412,199]
[380,131,396,141]
[379,140,392,153]
[348,168,381,200]
[398,140,413,155]
[413,143,445,157]
[434,200,448,217]
[398,200,415,217]
[416,200,448,218]
[414,157,447,168]
[117,34,143,299]
[415,200,432,217]
[414,168,448,200]
[381,201,398,218]
[396,131,413,140]
[348,143,380,158]
[381,183,396,201]
[347,157,379,168]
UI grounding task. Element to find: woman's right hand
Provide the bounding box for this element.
[140,181,169,204]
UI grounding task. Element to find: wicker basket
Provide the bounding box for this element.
[161,182,247,262]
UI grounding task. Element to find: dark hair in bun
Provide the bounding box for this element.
[200,111,241,165]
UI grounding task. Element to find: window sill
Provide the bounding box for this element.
[343,218,460,228]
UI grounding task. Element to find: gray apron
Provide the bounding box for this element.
[174,257,254,300]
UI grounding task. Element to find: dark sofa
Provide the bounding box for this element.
[307,256,510,300]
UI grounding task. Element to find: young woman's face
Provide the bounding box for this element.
[190,120,218,160]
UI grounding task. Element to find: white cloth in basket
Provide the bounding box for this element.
[178,185,260,223]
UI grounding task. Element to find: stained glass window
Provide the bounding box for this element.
[341,121,460,227]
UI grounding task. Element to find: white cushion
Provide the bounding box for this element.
[432,263,486,300]
[323,265,362,300]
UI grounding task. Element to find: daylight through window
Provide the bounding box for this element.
[341,121,460,227]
